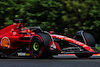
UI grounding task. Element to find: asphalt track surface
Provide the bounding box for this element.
[0,55,100,67]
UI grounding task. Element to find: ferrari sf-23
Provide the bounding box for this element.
[0,19,98,58]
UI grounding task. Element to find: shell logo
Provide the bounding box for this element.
[1,37,10,48]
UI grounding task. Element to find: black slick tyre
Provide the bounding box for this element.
[74,32,95,58]
[29,33,52,58]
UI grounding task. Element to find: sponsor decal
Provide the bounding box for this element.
[66,38,71,40]
[13,32,17,35]
[13,23,17,25]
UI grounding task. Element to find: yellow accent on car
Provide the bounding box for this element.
[28,29,30,32]
[25,53,30,56]
[61,38,63,40]
[61,51,64,53]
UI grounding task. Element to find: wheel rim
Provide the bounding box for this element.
[33,42,39,51]
[30,41,42,57]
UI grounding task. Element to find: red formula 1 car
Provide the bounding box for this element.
[0,19,98,58]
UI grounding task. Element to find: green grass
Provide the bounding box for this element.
[96,47,100,52]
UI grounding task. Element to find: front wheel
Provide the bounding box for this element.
[29,37,43,58]
[29,33,52,58]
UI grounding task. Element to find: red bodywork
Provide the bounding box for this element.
[0,23,97,55]
[0,23,31,53]
[51,35,95,52]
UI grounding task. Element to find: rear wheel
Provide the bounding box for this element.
[29,33,52,58]
[74,31,95,58]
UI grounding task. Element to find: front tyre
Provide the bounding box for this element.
[29,37,43,58]
[29,33,52,58]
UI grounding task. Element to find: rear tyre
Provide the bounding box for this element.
[29,33,52,58]
[74,32,95,58]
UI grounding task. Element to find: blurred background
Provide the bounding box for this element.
[0,0,100,44]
